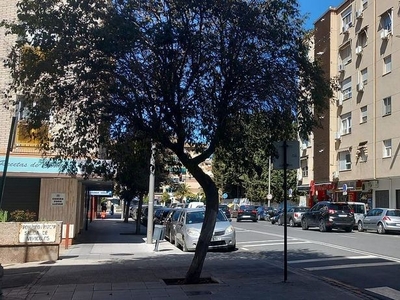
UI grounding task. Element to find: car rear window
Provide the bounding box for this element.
[329,204,352,212]
[386,210,400,217]
[240,205,255,210]
[295,207,308,212]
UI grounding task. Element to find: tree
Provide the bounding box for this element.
[2,0,332,283]
[213,111,299,203]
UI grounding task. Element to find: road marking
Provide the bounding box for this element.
[235,226,400,264]
[288,255,377,264]
[242,241,311,248]
[305,261,398,271]
[366,287,400,300]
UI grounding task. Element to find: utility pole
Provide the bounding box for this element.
[146,142,156,244]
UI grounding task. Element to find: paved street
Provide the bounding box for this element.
[1,213,385,300]
[233,219,400,299]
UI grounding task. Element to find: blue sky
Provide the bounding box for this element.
[298,0,344,29]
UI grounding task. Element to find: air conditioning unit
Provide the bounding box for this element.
[332,171,339,179]
[337,97,343,106]
[356,9,363,19]
[357,82,364,92]
[338,64,345,73]
[362,182,372,192]
[335,132,341,140]
[355,46,363,55]
[381,29,390,40]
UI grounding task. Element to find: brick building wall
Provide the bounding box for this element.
[0,0,18,153]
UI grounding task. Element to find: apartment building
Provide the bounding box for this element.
[307,0,400,209]
[0,1,112,241]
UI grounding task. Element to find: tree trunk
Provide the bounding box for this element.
[184,179,219,284]
[123,199,131,223]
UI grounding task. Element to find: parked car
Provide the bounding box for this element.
[278,206,309,227]
[164,208,183,243]
[219,204,231,219]
[358,208,400,234]
[154,207,172,225]
[141,205,163,226]
[346,202,367,229]
[237,205,258,222]
[174,208,236,252]
[301,201,354,232]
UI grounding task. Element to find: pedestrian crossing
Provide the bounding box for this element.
[234,235,400,300]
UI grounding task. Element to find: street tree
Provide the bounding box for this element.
[2,0,332,283]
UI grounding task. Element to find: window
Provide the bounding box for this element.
[360,68,368,85]
[383,55,392,74]
[360,106,367,123]
[341,77,352,100]
[341,7,353,32]
[383,97,391,116]
[383,139,392,158]
[302,165,308,178]
[381,10,392,32]
[340,112,352,135]
[339,44,352,65]
[339,151,351,170]
[357,29,368,48]
[362,0,368,10]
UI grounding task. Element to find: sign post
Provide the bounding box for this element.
[273,140,300,283]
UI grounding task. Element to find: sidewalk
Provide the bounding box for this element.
[2,213,379,300]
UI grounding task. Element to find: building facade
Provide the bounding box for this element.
[309,0,400,209]
[0,1,112,242]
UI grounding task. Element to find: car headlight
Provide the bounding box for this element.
[186,228,201,237]
[225,225,234,234]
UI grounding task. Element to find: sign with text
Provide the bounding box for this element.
[19,223,58,243]
[51,193,65,206]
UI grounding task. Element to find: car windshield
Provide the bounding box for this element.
[186,210,227,224]
[386,210,400,217]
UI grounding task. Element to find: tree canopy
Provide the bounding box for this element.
[2,0,332,283]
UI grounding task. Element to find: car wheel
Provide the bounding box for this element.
[301,219,308,230]
[228,244,236,251]
[289,218,295,227]
[357,221,364,232]
[377,222,386,234]
[319,219,327,232]
[271,220,276,224]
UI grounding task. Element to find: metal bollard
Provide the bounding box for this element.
[0,263,3,296]
[153,224,166,251]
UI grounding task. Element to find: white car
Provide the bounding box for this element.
[174,208,236,252]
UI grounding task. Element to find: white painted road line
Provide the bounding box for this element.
[305,261,399,271]
[366,287,400,300]
[288,255,377,264]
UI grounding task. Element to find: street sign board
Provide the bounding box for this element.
[272,141,300,170]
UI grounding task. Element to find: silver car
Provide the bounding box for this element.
[358,208,400,234]
[174,208,236,252]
